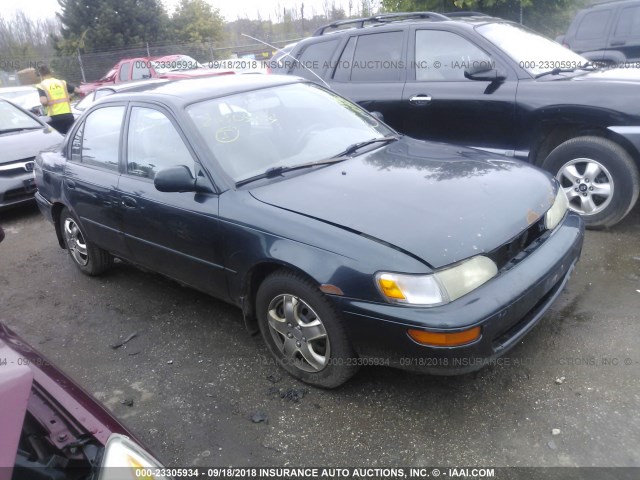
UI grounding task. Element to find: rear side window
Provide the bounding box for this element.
[614,6,640,37]
[126,107,194,179]
[290,40,339,81]
[575,10,611,40]
[350,32,404,82]
[415,30,491,81]
[333,36,357,81]
[75,106,124,171]
[119,62,131,81]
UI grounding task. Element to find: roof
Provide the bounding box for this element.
[312,11,502,36]
[99,74,303,106]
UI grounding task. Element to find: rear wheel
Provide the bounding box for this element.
[59,208,113,275]
[542,136,639,228]
[256,270,358,388]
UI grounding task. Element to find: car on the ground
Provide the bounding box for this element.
[0,321,168,478]
[34,75,584,388]
[0,85,43,116]
[557,0,640,66]
[75,54,235,97]
[272,11,640,228]
[0,99,63,210]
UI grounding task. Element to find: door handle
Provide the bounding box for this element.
[121,196,138,209]
[610,41,626,46]
[409,94,432,105]
[66,180,76,189]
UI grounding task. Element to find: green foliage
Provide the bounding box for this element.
[55,0,169,53]
[170,0,224,44]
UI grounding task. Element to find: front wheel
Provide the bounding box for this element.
[59,208,113,275]
[542,136,640,228]
[256,270,358,388]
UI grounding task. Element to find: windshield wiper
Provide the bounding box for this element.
[236,157,348,187]
[331,135,398,158]
[534,61,600,79]
[0,126,43,134]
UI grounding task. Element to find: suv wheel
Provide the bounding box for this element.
[542,136,640,228]
[256,269,358,388]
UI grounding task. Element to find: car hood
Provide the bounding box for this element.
[0,127,63,165]
[250,137,556,269]
[570,67,640,83]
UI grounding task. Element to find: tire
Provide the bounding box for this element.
[542,136,640,229]
[256,269,358,388]
[59,207,113,275]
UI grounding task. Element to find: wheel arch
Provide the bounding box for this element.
[51,202,67,249]
[530,122,640,173]
[239,260,324,335]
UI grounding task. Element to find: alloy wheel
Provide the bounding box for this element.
[63,218,89,266]
[557,158,614,215]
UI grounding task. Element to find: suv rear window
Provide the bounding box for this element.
[576,10,611,40]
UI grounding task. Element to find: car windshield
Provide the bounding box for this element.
[0,100,42,131]
[477,22,589,76]
[152,55,203,74]
[187,82,395,182]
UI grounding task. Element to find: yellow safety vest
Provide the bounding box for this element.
[38,78,71,116]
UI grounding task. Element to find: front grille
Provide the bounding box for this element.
[0,157,36,177]
[487,216,549,271]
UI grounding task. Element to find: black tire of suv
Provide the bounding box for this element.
[59,207,113,275]
[256,269,359,388]
[542,136,640,229]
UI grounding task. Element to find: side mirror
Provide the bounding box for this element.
[154,166,196,192]
[370,111,384,122]
[464,66,506,82]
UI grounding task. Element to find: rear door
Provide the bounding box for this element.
[328,30,407,129]
[117,103,228,300]
[609,4,640,61]
[400,27,517,152]
[63,104,128,256]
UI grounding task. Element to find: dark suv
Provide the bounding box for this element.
[558,0,640,66]
[273,12,640,228]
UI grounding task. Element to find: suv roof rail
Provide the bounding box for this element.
[312,11,449,36]
[444,11,488,17]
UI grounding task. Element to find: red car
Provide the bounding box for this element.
[75,54,234,97]
[0,321,169,478]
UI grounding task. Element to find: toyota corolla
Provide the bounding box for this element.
[34,75,584,388]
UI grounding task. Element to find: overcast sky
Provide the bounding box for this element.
[3,0,352,22]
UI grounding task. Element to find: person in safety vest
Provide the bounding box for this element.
[37,65,76,134]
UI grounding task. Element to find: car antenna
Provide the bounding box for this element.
[240,33,332,89]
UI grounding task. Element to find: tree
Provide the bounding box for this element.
[54,0,169,54]
[170,0,224,44]
[380,0,591,37]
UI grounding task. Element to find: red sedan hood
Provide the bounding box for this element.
[0,362,32,472]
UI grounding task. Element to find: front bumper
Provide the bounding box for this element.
[333,212,584,374]
[0,171,37,209]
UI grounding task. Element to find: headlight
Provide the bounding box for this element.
[98,434,170,480]
[545,188,568,230]
[376,256,498,306]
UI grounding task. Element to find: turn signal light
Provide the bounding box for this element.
[407,326,481,347]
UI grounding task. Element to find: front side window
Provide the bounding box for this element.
[77,106,124,171]
[131,61,150,80]
[186,83,394,182]
[576,10,611,40]
[127,107,193,179]
[415,30,492,81]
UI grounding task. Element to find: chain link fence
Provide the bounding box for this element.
[1,37,301,87]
